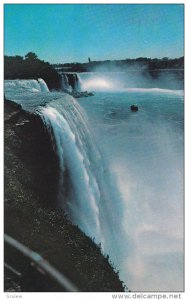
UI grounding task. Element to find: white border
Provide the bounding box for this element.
[1,1,187,300]
[2,0,186,3]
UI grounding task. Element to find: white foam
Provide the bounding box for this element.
[39,100,103,243]
[4,78,49,93]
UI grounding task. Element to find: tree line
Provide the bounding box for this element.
[4,52,61,90]
[4,53,184,84]
[54,56,184,72]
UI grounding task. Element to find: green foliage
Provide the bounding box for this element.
[25,52,38,60]
[4,53,61,90]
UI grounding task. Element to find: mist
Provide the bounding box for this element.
[78,63,183,92]
[78,89,184,291]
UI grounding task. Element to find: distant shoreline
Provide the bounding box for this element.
[53,56,184,73]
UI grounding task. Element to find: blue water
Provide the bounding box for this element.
[78,90,184,291]
[5,79,184,292]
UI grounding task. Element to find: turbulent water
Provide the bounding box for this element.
[78,89,184,292]
[4,73,184,292]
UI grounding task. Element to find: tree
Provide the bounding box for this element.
[15,55,23,61]
[25,52,38,60]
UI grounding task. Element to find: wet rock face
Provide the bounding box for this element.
[4,99,59,207]
[19,116,60,207]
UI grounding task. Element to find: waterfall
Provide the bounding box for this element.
[38,93,131,286]
[38,78,50,92]
[4,67,184,291]
[5,73,183,291]
[4,78,49,93]
[38,95,106,244]
[61,73,81,92]
[61,74,72,92]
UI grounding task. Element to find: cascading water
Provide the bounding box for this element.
[38,97,103,242]
[4,78,49,93]
[38,78,50,92]
[60,73,82,92]
[37,96,126,253]
[4,73,184,292]
[61,74,72,92]
[76,80,184,291]
[4,78,53,110]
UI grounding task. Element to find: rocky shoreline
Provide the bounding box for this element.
[4,99,126,292]
[69,90,94,98]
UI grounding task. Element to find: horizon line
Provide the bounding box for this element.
[4,53,184,65]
